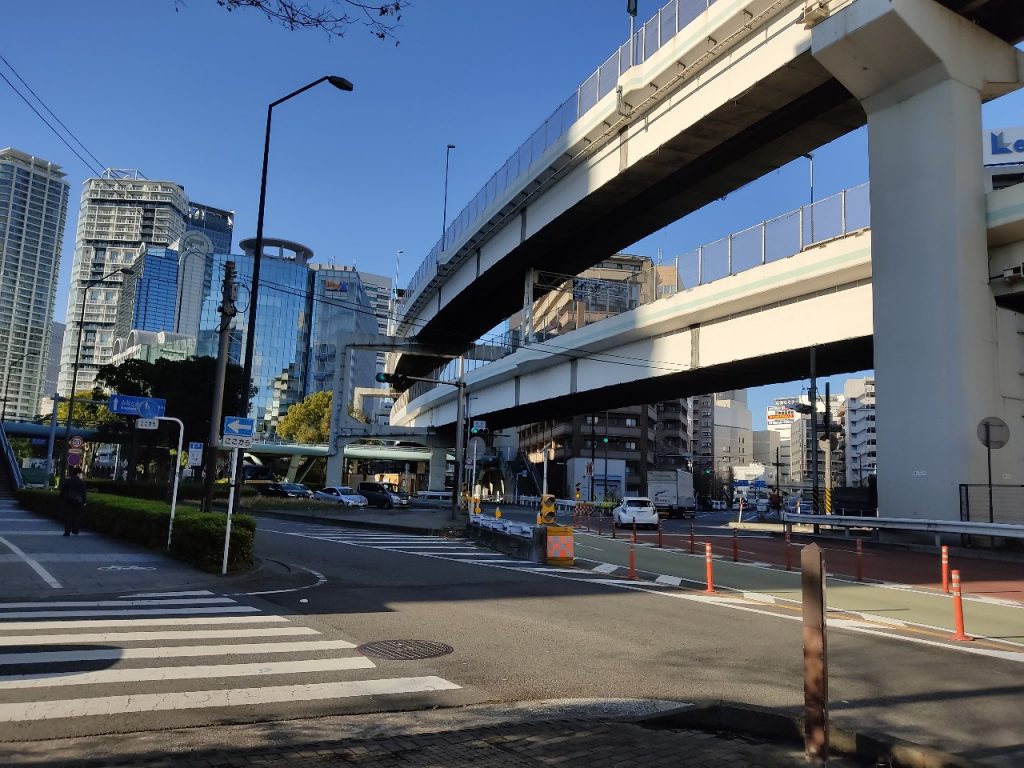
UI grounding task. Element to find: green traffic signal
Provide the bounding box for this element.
[374,372,390,384]
[602,436,609,444]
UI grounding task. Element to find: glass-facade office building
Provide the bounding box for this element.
[114,247,180,341]
[0,148,69,419]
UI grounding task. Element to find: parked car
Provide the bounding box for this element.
[612,497,659,529]
[260,482,314,499]
[357,481,410,509]
[314,486,368,507]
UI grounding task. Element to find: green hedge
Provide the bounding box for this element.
[84,479,258,502]
[16,489,255,573]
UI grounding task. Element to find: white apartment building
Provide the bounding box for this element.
[844,376,876,486]
[0,149,70,420]
[57,172,187,397]
[690,389,753,482]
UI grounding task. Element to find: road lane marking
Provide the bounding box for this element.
[0,535,61,589]
[0,657,377,689]
[593,564,618,574]
[656,575,683,587]
[0,639,358,666]
[0,627,320,647]
[0,676,462,722]
[121,591,215,598]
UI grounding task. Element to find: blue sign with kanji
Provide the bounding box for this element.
[108,394,166,418]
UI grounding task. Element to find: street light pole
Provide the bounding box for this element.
[63,266,133,478]
[804,152,815,242]
[441,144,455,253]
[233,75,353,511]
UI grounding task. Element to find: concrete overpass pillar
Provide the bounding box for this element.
[325,437,355,486]
[813,0,1024,518]
[285,455,302,482]
[428,446,447,491]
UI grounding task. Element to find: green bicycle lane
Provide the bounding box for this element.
[572,532,1024,646]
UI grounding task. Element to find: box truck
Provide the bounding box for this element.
[647,469,696,518]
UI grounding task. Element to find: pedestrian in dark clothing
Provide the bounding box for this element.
[60,467,87,536]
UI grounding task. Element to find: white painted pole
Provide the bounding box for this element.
[222,446,239,575]
[160,416,185,551]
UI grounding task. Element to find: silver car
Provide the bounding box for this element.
[613,497,659,529]
[314,486,368,507]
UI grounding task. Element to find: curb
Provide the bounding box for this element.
[255,508,469,537]
[638,702,985,768]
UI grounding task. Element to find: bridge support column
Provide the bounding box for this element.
[285,455,303,482]
[813,0,1024,519]
[428,446,447,491]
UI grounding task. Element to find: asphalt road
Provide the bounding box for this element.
[2,514,1021,767]
[248,518,1024,767]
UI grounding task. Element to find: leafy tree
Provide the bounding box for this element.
[278,390,333,443]
[57,388,122,432]
[179,1,405,42]
[96,357,252,447]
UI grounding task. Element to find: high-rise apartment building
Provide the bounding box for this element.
[844,377,876,486]
[690,390,753,487]
[0,149,70,419]
[57,172,189,397]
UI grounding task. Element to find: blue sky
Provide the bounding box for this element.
[3,1,1021,428]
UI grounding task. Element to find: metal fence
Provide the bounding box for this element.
[403,0,724,305]
[959,484,1024,526]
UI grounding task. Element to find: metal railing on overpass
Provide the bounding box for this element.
[402,0,727,306]
[394,182,871,414]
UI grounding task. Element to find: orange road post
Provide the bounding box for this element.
[704,542,716,594]
[950,570,973,642]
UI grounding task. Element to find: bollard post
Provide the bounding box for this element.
[657,521,663,548]
[587,513,592,533]
[855,539,863,582]
[941,545,950,593]
[632,518,637,543]
[704,542,716,593]
[949,570,972,641]
[732,529,739,562]
[785,532,792,572]
[612,518,617,539]
[689,523,695,555]
[598,515,603,536]
[629,542,637,580]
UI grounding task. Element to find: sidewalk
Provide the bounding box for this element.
[8,698,942,768]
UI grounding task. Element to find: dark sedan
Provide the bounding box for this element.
[259,482,314,498]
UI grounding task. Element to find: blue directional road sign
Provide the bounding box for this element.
[223,416,255,438]
[108,394,166,418]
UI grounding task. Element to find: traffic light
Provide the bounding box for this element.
[602,436,609,444]
[470,420,488,436]
[375,372,409,388]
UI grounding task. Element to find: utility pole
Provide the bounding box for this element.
[590,412,596,501]
[774,446,783,494]
[203,261,237,513]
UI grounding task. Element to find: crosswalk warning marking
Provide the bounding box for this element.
[0,677,461,722]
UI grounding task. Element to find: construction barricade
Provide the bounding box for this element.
[545,525,575,567]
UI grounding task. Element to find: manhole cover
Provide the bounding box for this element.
[357,640,454,660]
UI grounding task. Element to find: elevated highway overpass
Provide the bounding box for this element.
[395,0,1024,381]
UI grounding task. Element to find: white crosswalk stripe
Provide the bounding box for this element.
[261,523,649,588]
[0,592,461,733]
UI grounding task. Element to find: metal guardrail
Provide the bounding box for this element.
[467,514,547,563]
[782,512,1024,544]
[0,423,25,490]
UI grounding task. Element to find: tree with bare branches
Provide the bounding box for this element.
[177,1,406,43]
